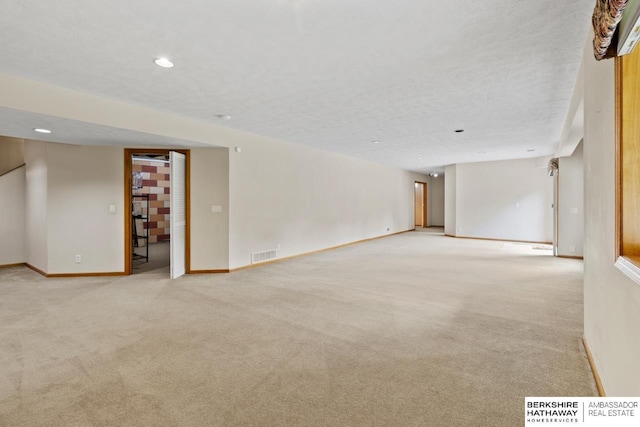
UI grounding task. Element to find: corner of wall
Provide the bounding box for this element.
[557,141,584,257]
[0,164,26,265]
[23,140,49,272]
[444,164,457,236]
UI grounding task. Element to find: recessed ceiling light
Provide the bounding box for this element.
[154,57,174,68]
[216,114,232,120]
[371,140,380,144]
[417,157,423,160]
[34,128,51,134]
[455,129,464,133]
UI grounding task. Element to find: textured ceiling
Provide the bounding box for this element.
[0,108,212,148]
[0,0,594,172]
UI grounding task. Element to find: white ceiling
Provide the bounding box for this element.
[0,107,212,148]
[0,0,594,173]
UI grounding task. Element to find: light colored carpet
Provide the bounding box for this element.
[132,241,170,274]
[0,230,596,426]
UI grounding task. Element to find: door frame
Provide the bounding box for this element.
[553,170,559,256]
[414,181,427,228]
[124,148,191,275]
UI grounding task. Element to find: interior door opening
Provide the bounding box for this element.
[124,149,190,277]
[169,151,186,279]
[414,181,427,228]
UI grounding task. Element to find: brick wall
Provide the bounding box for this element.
[133,159,170,243]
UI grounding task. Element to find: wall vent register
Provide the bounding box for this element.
[251,249,278,264]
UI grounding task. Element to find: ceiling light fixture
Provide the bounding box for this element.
[429,172,439,177]
[371,140,380,144]
[455,129,464,133]
[527,148,536,152]
[34,128,51,134]
[154,57,174,68]
[417,157,423,160]
[216,114,232,120]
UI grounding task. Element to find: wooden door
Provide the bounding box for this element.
[414,182,426,227]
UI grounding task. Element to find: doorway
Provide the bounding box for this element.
[124,149,190,277]
[414,181,427,228]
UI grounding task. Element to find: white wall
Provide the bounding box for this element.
[0,165,25,265]
[28,143,232,274]
[19,139,422,274]
[444,165,457,236]
[558,141,584,257]
[447,158,553,243]
[23,141,125,274]
[46,144,124,274]
[583,38,640,395]
[430,176,445,227]
[1,74,433,272]
[190,147,230,271]
[228,137,428,269]
[24,140,48,272]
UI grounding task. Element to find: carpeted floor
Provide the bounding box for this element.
[0,229,596,426]
[132,241,170,274]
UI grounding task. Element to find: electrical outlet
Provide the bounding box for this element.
[75,254,82,263]
[109,204,116,214]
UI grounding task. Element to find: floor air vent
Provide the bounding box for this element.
[251,249,278,264]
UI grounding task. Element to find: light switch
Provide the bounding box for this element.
[109,204,116,214]
[211,205,223,214]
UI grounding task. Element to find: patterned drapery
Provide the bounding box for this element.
[592,0,629,60]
